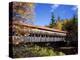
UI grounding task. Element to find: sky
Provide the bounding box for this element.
[34,3,78,26]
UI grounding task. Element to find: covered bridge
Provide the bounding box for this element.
[12,21,67,43]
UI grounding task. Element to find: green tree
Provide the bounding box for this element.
[49,12,55,28]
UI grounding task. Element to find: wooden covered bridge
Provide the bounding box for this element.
[12,21,67,43]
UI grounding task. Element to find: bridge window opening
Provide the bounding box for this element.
[37,34,40,37]
[41,35,44,37]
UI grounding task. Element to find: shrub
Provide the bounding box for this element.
[13,43,65,58]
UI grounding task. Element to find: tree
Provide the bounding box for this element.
[49,12,55,28]
[13,2,34,24]
[9,2,35,45]
[62,15,78,32]
[62,15,78,47]
[53,16,63,30]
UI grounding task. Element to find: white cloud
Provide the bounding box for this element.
[72,6,77,11]
[51,4,59,12]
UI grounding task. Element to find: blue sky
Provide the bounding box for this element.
[34,3,77,26]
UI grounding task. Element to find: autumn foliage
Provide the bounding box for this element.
[9,2,34,45]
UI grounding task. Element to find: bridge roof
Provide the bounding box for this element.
[13,21,67,34]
